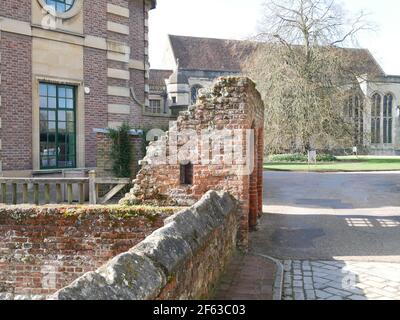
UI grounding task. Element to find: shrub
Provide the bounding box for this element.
[316,154,337,162]
[267,153,337,163]
[267,153,307,162]
[107,123,133,178]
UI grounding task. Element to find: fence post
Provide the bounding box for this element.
[89,170,97,205]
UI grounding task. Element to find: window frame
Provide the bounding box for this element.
[39,82,77,170]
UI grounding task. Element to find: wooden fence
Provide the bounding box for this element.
[0,171,131,205]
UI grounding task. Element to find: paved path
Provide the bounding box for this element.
[251,171,400,300]
[212,253,277,300]
[282,260,400,300]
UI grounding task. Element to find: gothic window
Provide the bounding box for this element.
[45,0,75,12]
[347,94,364,145]
[191,85,203,104]
[371,93,381,144]
[383,94,393,144]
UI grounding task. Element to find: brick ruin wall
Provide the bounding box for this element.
[0,206,172,299]
[51,191,239,300]
[121,77,265,246]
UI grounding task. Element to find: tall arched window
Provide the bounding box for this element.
[191,85,203,104]
[371,93,381,144]
[383,94,393,144]
[346,94,364,145]
[354,95,364,145]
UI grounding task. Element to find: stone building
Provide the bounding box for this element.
[0,0,164,177]
[151,35,400,155]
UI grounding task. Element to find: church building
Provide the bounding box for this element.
[150,35,400,155]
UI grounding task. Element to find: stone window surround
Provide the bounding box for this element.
[33,76,85,171]
[37,0,83,19]
[370,91,396,146]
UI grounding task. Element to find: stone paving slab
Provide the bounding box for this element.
[212,253,278,300]
[283,260,400,300]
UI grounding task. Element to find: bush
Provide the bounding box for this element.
[107,123,133,178]
[316,154,337,162]
[267,153,307,162]
[267,153,337,163]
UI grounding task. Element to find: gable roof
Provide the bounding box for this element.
[168,34,385,77]
[168,35,259,72]
[149,69,173,92]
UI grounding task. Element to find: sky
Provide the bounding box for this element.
[149,0,400,75]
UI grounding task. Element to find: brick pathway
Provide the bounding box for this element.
[212,253,277,300]
[283,260,400,300]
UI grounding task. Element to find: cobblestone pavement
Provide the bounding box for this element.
[283,260,400,300]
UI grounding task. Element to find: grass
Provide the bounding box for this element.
[264,156,400,172]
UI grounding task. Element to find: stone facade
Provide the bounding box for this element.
[50,191,239,300]
[121,77,265,246]
[0,204,175,299]
[0,0,159,176]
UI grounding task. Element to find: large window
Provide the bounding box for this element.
[45,0,75,13]
[383,94,393,144]
[40,83,76,169]
[347,94,364,145]
[371,93,381,144]
[371,93,394,145]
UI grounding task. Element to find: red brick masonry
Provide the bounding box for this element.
[0,205,174,298]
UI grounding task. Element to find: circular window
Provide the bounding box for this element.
[37,0,82,19]
[45,0,75,13]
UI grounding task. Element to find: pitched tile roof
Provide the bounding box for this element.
[168,35,259,72]
[168,34,385,76]
[149,69,173,92]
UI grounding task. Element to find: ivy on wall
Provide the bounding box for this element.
[107,123,133,178]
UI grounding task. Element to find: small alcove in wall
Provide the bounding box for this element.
[180,161,193,185]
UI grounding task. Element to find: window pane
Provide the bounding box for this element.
[66,99,73,109]
[66,111,74,122]
[40,97,48,108]
[48,97,57,109]
[48,111,56,121]
[40,84,47,97]
[58,110,66,121]
[48,85,57,97]
[58,87,66,98]
[66,88,74,98]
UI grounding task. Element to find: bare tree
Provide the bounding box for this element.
[244,0,376,154]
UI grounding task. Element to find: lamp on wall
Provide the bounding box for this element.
[397,105,400,117]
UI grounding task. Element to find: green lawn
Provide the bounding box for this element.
[264,156,400,172]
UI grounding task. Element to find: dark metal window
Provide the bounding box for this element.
[371,93,381,144]
[180,162,193,185]
[45,0,75,12]
[40,83,76,169]
[383,94,393,144]
[347,94,364,145]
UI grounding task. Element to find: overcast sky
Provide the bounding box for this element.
[149,0,400,75]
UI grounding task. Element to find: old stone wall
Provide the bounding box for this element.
[0,205,175,299]
[121,77,265,246]
[50,191,238,300]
